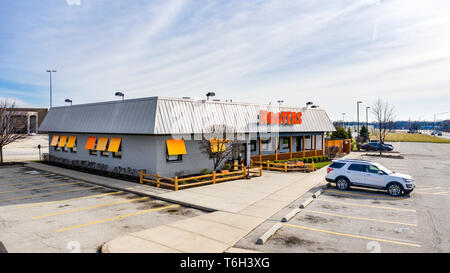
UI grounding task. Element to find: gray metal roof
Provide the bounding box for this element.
[39,96,336,134]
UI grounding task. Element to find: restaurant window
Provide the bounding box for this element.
[166,139,186,162]
[113,144,122,158]
[261,138,270,151]
[280,137,290,150]
[71,139,77,153]
[250,140,257,152]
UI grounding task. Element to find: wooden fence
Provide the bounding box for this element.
[251,160,315,173]
[140,164,263,191]
[250,150,323,162]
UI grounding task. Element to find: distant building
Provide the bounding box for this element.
[6,108,48,134]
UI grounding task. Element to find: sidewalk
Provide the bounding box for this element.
[26,162,329,253]
[103,168,329,253]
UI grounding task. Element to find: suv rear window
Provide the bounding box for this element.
[329,162,346,168]
[348,164,367,172]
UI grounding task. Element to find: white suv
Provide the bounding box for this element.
[325,159,415,196]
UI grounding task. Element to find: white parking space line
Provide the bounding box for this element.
[283,223,421,248]
[303,209,417,226]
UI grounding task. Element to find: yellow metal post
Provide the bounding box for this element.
[139,170,143,184]
[156,172,160,188]
[275,136,278,161]
[259,164,263,176]
[212,171,216,184]
[302,136,305,158]
[289,136,293,159]
[284,162,288,172]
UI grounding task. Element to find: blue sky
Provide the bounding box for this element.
[0,0,449,122]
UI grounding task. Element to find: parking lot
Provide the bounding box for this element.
[235,142,450,253]
[0,165,205,253]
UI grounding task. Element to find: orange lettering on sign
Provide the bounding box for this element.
[259,111,302,125]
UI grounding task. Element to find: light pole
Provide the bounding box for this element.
[115,92,124,101]
[342,113,346,128]
[46,70,57,108]
[306,101,313,108]
[277,100,284,106]
[65,99,72,106]
[365,106,370,128]
[357,101,362,137]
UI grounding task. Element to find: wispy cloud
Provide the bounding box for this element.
[0,0,449,121]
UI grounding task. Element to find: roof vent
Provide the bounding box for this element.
[182,97,191,99]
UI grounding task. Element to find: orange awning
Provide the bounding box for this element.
[210,138,228,153]
[58,136,68,147]
[166,139,187,155]
[50,135,60,146]
[66,136,77,148]
[85,137,96,150]
[96,137,109,151]
[107,138,122,152]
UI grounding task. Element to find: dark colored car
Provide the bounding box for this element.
[368,140,393,147]
[362,142,393,151]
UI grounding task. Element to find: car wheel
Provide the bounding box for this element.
[336,177,350,190]
[387,182,403,196]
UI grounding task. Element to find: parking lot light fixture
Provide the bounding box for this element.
[366,106,370,128]
[306,101,313,108]
[357,101,363,137]
[115,92,124,101]
[65,99,72,106]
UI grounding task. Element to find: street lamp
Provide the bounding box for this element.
[277,100,284,106]
[65,99,72,106]
[357,101,362,137]
[306,101,313,108]
[206,92,215,100]
[365,106,370,128]
[115,92,124,101]
[342,113,346,128]
[46,70,57,108]
[311,105,319,108]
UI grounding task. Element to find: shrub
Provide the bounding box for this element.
[222,164,232,170]
[200,168,211,175]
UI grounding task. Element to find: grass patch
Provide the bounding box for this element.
[314,161,331,169]
[371,133,450,143]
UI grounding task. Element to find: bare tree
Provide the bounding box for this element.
[371,98,396,155]
[199,124,242,171]
[0,100,27,164]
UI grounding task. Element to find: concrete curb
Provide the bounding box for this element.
[299,197,314,209]
[281,208,301,222]
[256,223,283,245]
[312,189,324,198]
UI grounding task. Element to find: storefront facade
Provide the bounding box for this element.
[39,97,335,177]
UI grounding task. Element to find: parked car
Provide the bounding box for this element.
[431,131,442,136]
[361,142,393,151]
[325,159,415,196]
[368,140,393,147]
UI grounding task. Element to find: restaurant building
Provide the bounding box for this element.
[39,96,335,177]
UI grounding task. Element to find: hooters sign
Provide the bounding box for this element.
[259,110,303,125]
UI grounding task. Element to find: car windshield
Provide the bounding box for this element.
[375,164,393,174]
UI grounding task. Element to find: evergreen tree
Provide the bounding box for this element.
[360,125,369,141]
[331,126,348,139]
[347,127,352,139]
